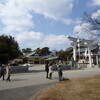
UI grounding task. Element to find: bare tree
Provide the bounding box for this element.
[82,10,100,41]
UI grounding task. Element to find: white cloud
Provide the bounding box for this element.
[16,31,44,43]
[23,0,74,21]
[92,9,100,19]
[73,9,100,39]
[16,32,69,50]
[41,34,68,46]
[74,25,82,33]
[0,0,34,34]
[92,0,100,6]
[74,23,91,33]
[41,34,70,50]
[0,0,72,50]
[73,23,92,39]
[0,0,74,31]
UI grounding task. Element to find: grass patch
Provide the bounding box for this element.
[35,75,100,100]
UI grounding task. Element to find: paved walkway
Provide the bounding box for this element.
[0,65,100,100]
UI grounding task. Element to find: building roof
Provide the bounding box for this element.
[67,36,94,43]
[28,55,52,59]
[77,45,99,53]
[45,56,59,60]
[25,51,36,57]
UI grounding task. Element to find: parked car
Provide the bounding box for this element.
[23,63,30,67]
[23,62,33,67]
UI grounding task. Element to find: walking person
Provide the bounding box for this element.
[0,64,5,80]
[49,62,53,79]
[45,61,49,78]
[6,64,11,81]
[57,61,63,81]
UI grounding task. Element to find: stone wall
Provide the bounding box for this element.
[0,66,29,74]
[52,64,71,71]
[10,66,29,73]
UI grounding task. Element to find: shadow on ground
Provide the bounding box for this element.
[0,83,56,100]
[11,79,28,82]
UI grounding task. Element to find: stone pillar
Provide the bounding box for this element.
[88,47,92,68]
[77,39,80,60]
[73,44,76,61]
[85,48,88,58]
[98,43,100,64]
[96,55,99,66]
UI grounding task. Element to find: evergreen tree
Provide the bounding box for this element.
[0,35,21,64]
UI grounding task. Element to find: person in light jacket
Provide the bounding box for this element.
[6,64,11,81]
[49,62,53,79]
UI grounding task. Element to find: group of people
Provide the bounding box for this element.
[1,61,63,82]
[0,64,11,81]
[45,60,63,81]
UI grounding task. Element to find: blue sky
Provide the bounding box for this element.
[0,0,100,51]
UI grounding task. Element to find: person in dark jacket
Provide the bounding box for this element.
[0,64,5,80]
[45,61,49,78]
[57,61,63,81]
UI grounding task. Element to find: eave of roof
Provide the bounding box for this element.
[45,56,59,60]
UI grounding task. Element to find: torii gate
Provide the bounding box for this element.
[67,36,94,68]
